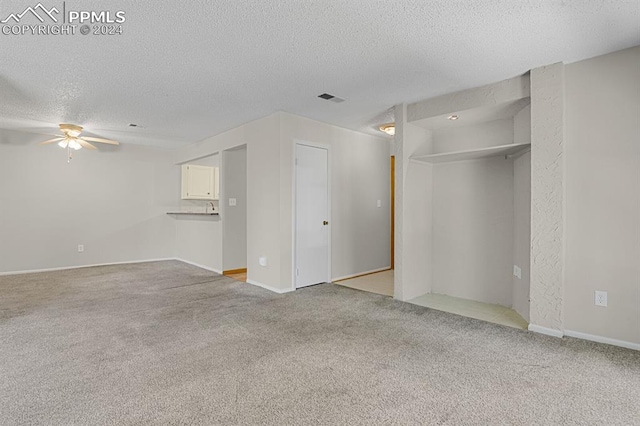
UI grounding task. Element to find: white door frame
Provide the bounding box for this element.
[292,139,332,290]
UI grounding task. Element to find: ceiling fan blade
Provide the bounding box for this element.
[39,133,66,137]
[38,137,64,145]
[82,136,119,145]
[76,139,97,150]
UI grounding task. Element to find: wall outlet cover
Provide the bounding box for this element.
[259,257,267,267]
[229,198,237,206]
[377,200,381,208]
[595,290,608,307]
[78,245,84,253]
[513,265,522,279]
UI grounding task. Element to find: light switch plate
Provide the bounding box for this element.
[513,265,521,279]
[229,198,237,206]
[377,200,381,208]
[259,257,267,267]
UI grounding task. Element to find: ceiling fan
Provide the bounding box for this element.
[39,124,120,161]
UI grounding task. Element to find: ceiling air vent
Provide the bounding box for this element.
[318,93,345,103]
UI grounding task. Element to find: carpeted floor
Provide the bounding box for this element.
[1,261,638,425]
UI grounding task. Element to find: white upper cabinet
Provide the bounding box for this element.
[181,164,219,200]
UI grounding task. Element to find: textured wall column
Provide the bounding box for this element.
[529,63,565,335]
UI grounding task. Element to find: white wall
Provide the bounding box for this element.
[278,112,391,286]
[174,154,223,272]
[431,157,515,306]
[221,146,247,271]
[513,151,531,321]
[0,137,178,273]
[394,115,433,302]
[514,105,531,145]
[512,105,532,321]
[431,118,513,154]
[564,46,640,344]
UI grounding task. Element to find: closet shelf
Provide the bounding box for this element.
[410,143,530,164]
[166,212,219,216]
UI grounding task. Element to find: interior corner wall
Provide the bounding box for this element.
[174,114,282,289]
[394,103,433,302]
[512,104,532,321]
[221,147,247,271]
[0,140,178,274]
[401,157,433,301]
[174,154,223,273]
[563,46,640,344]
[431,157,514,306]
[277,112,391,288]
[513,151,531,321]
[514,105,532,145]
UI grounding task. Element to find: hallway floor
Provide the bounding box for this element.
[334,269,394,296]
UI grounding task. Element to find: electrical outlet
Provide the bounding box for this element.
[513,265,522,279]
[595,291,608,307]
[259,257,267,267]
[229,198,237,206]
[78,245,84,253]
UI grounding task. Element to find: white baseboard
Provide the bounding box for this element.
[174,258,223,275]
[246,279,293,294]
[564,330,640,351]
[0,258,176,277]
[528,324,564,338]
[332,266,391,282]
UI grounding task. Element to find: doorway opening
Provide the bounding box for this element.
[222,145,248,282]
[334,155,395,297]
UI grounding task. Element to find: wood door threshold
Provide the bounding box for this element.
[223,268,247,275]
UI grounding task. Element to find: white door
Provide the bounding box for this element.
[295,144,329,288]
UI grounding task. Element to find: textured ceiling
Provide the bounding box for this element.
[0,0,638,148]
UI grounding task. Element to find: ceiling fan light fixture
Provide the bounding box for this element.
[58,139,82,150]
[379,123,395,136]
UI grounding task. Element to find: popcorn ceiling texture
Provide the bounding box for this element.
[0,1,638,148]
[529,63,566,332]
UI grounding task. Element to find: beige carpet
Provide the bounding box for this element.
[1,261,639,425]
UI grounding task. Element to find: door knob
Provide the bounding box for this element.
[323,220,329,225]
